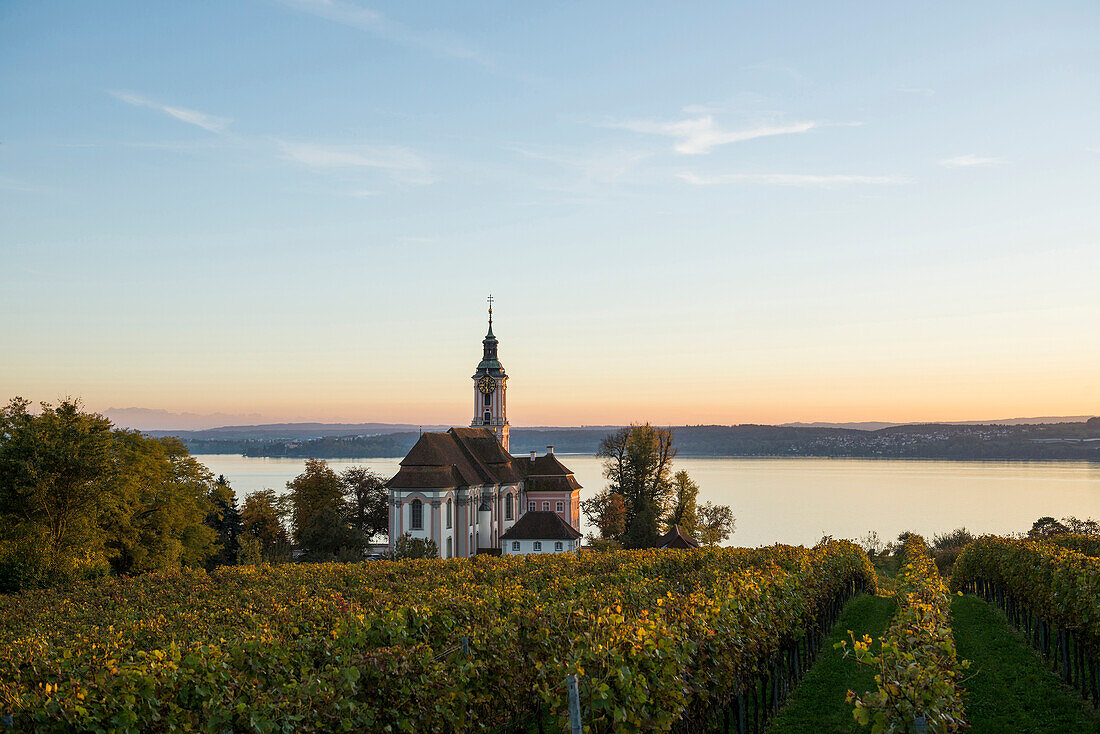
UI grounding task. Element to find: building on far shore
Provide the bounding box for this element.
[386,301,583,557]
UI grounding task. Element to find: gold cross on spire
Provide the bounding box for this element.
[487,294,494,324]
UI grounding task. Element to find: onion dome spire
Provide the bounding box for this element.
[478,294,502,371]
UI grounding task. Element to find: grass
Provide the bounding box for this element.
[952,594,1100,733]
[768,594,896,734]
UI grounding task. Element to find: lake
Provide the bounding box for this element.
[193,454,1100,548]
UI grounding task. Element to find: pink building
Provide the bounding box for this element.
[386,304,582,557]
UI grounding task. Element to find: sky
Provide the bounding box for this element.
[2,1,1099,428]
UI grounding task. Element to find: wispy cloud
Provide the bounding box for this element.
[273,0,491,66]
[277,140,434,183]
[601,116,819,155]
[110,91,230,133]
[677,171,910,187]
[897,86,935,96]
[108,92,433,190]
[508,145,650,183]
[939,154,1001,168]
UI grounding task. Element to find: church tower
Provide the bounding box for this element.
[471,296,509,450]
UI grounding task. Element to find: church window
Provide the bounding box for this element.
[556,501,564,513]
[410,499,423,530]
[447,537,452,558]
[483,410,491,425]
[511,541,520,552]
[447,499,452,529]
[542,501,550,511]
[533,541,542,552]
[505,494,514,520]
[483,392,491,406]
[555,541,563,552]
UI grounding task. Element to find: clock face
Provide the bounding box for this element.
[477,375,496,394]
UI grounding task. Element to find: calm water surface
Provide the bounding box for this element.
[194,454,1100,548]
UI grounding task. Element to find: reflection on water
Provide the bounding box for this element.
[194,454,1100,548]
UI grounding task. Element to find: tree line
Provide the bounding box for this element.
[0,398,391,591]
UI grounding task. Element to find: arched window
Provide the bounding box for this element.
[446,537,453,558]
[483,410,491,425]
[505,493,514,520]
[447,499,453,528]
[483,391,492,406]
[411,499,423,530]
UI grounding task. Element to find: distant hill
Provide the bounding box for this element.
[147,422,451,441]
[782,416,1096,430]
[174,420,1100,461]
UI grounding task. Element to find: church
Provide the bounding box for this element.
[386,302,583,558]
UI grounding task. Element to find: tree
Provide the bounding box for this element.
[932,527,975,551]
[1029,516,1069,538]
[0,397,218,587]
[101,431,217,574]
[580,489,627,540]
[596,424,676,548]
[859,531,884,557]
[286,459,361,559]
[696,502,735,546]
[587,425,734,549]
[206,475,242,567]
[930,527,975,575]
[241,489,291,561]
[0,397,115,583]
[665,471,699,536]
[391,533,439,560]
[1061,516,1100,536]
[340,467,389,542]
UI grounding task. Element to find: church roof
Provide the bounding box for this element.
[387,427,527,489]
[500,511,583,541]
[657,525,700,549]
[514,453,583,492]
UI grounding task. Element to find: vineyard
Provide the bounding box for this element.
[0,542,874,733]
[5,534,1099,733]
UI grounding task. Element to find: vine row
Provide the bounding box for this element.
[951,535,1100,707]
[841,534,968,733]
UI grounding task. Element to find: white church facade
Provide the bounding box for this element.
[386,303,582,558]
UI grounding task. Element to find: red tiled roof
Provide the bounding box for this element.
[500,511,583,541]
[657,525,700,549]
[388,428,572,490]
[512,452,583,492]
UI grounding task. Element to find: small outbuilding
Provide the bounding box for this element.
[657,525,700,549]
[500,511,583,555]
